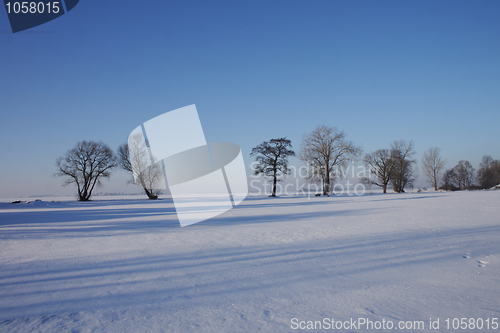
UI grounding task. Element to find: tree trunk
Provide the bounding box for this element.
[324,173,330,196]
[272,169,277,197]
[144,188,158,200]
[79,189,90,201]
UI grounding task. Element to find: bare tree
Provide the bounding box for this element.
[118,133,164,200]
[56,141,117,201]
[442,168,458,191]
[300,125,361,196]
[454,160,475,190]
[251,138,295,197]
[422,147,446,191]
[477,155,500,189]
[390,140,416,193]
[361,149,394,193]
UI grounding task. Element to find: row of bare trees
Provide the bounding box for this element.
[252,126,499,196]
[58,133,498,201]
[420,150,499,191]
[477,156,500,189]
[361,140,418,193]
[252,126,423,196]
[56,139,163,201]
[442,156,500,191]
[353,144,498,193]
[251,126,362,196]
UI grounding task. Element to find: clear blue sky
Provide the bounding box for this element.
[1,0,499,197]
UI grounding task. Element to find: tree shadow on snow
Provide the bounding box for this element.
[0,224,499,321]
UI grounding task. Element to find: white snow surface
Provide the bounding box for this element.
[0,191,499,332]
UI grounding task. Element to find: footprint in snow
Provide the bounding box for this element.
[263,310,275,319]
[478,260,489,268]
[463,252,471,259]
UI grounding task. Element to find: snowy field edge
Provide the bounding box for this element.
[0,191,499,332]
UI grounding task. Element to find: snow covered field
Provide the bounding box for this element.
[0,191,499,332]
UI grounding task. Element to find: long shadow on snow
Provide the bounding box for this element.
[0,224,499,320]
[235,195,356,210]
[0,196,370,237]
[0,207,377,239]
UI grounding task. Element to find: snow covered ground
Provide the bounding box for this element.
[0,191,499,332]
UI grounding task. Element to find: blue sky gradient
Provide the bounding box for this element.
[1,0,499,197]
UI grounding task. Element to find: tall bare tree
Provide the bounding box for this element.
[118,133,164,199]
[390,140,416,193]
[56,141,117,201]
[422,147,446,190]
[251,138,295,197]
[361,149,394,193]
[477,155,500,189]
[300,125,361,196]
[454,160,475,190]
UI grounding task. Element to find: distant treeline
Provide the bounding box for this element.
[56,128,499,201]
[250,126,499,196]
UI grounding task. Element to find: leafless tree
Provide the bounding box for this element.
[390,140,416,193]
[422,147,446,191]
[118,133,164,200]
[441,168,458,191]
[251,138,295,197]
[56,141,117,201]
[300,125,361,196]
[477,155,500,189]
[361,149,394,193]
[454,160,475,190]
